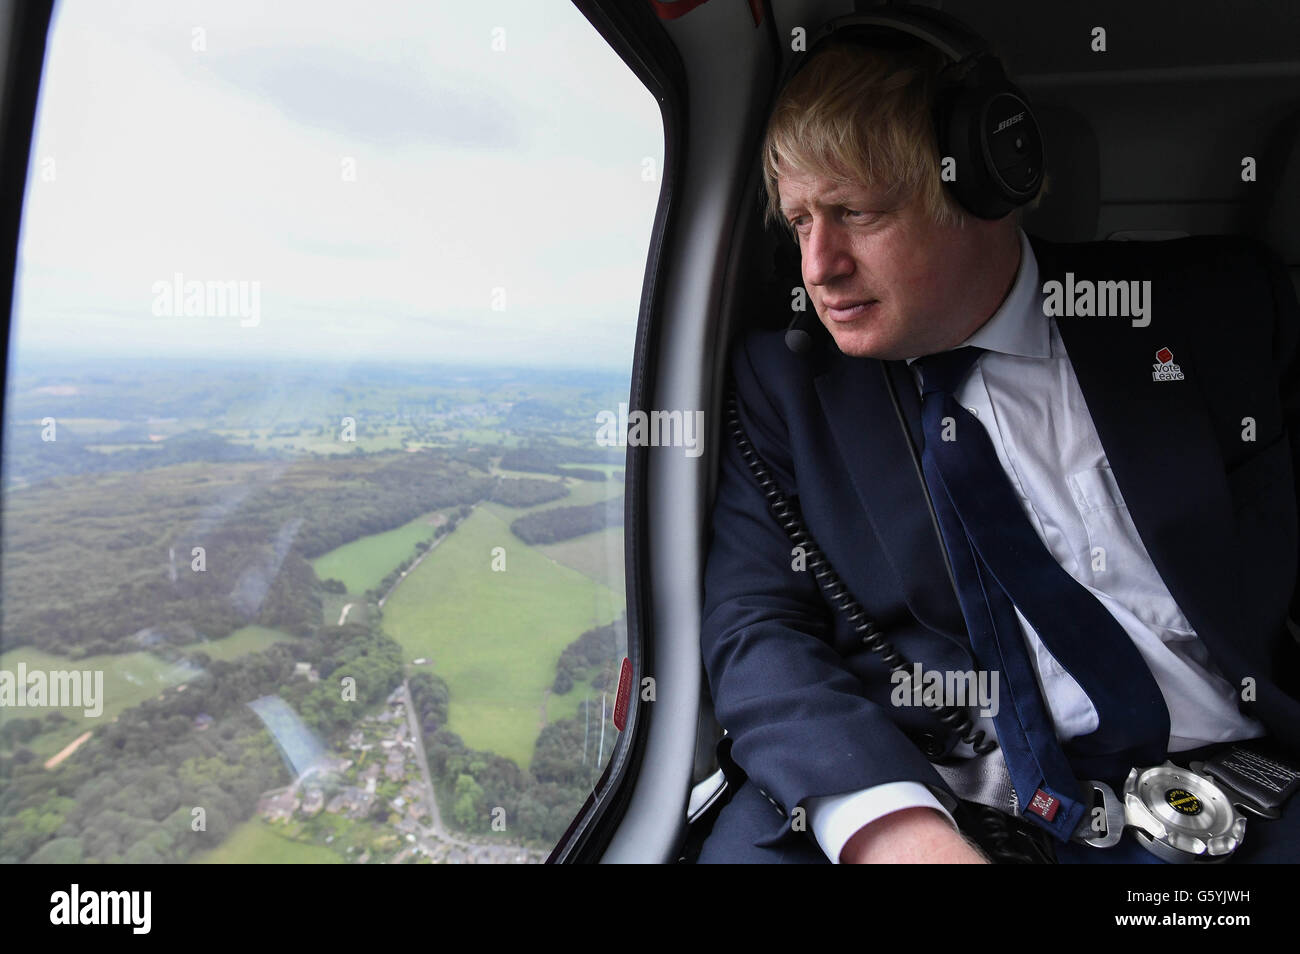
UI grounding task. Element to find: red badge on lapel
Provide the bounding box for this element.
[1152,347,1185,382]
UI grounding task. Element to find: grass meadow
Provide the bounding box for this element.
[380,499,622,770]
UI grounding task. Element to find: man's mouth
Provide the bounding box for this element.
[824,299,879,323]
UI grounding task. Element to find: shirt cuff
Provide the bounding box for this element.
[805,782,958,864]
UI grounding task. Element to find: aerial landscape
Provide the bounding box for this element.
[0,354,629,863]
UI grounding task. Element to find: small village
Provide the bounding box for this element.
[255,682,548,864]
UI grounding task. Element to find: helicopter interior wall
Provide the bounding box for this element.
[677,0,1300,859]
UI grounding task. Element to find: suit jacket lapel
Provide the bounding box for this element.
[1032,236,1240,660]
[813,349,968,647]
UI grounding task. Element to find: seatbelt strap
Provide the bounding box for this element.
[932,746,1020,815]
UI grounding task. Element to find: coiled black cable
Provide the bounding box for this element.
[723,380,997,756]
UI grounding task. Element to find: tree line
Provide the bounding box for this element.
[509,498,624,545]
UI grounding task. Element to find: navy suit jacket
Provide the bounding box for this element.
[700,232,1300,851]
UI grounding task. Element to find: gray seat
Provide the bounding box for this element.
[1248,109,1300,297]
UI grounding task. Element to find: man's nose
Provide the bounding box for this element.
[801,219,853,288]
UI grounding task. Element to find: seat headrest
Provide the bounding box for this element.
[1256,110,1300,264]
[1020,103,1100,243]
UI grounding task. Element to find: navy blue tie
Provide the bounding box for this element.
[915,346,1170,842]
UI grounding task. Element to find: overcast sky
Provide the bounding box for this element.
[11,0,663,371]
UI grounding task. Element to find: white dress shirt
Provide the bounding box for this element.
[806,228,1265,862]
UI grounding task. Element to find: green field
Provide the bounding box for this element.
[0,646,200,757]
[380,504,621,769]
[184,625,299,662]
[486,480,626,730]
[496,476,625,591]
[538,528,626,592]
[190,819,344,864]
[310,509,445,594]
[0,627,302,759]
[556,463,626,478]
[483,475,620,524]
[546,681,603,726]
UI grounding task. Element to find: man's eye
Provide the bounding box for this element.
[847,207,890,225]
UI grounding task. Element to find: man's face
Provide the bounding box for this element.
[777,167,1018,360]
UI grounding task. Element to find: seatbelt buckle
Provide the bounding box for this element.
[1071,779,1124,848]
[1070,763,1248,862]
[1122,762,1247,863]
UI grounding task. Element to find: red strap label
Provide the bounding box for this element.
[612,657,632,731]
[1028,788,1060,822]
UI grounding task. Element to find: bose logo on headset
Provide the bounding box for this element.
[995,111,1026,134]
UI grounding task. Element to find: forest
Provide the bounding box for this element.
[0,620,402,863]
[509,498,624,545]
[499,443,618,481]
[415,616,625,844]
[1,449,493,656]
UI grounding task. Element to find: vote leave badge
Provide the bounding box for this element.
[1152,347,1185,382]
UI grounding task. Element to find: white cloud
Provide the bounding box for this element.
[12,0,663,371]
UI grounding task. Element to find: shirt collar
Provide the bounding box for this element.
[905,228,1049,364]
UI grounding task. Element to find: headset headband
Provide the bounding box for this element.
[807,9,986,62]
[778,7,993,92]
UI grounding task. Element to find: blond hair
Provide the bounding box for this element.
[761,38,968,236]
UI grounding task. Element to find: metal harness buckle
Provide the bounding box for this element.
[1071,761,1248,863]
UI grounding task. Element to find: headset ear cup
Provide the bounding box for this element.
[935,71,1043,220]
[935,82,1004,219]
[997,81,1045,202]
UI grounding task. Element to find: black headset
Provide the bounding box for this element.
[775,5,1044,221]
